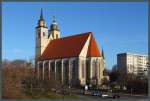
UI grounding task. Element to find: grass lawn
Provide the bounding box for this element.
[28,91,81,99]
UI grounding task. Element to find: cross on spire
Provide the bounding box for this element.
[52,16,57,23]
[50,16,59,31]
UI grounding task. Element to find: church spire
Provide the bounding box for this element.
[40,8,43,19]
[50,16,59,31]
[52,16,56,23]
[49,16,60,39]
[102,48,105,59]
[37,9,46,28]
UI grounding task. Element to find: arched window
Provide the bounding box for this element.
[38,32,40,38]
[82,60,85,78]
[51,62,55,71]
[92,60,97,78]
[72,60,76,77]
[44,62,49,80]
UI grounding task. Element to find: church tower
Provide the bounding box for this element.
[49,16,60,39]
[35,9,49,61]
[35,10,61,62]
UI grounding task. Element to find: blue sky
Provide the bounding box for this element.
[2,2,148,69]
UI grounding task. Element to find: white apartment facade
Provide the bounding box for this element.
[117,53,148,77]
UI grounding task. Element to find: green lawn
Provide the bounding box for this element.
[28,92,80,99]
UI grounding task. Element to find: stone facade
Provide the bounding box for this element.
[37,56,105,87]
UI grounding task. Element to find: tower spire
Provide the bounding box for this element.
[37,8,46,28]
[52,15,57,24]
[40,8,43,19]
[49,16,60,39]
[53,16,55,22]
[102,48,105,59]
[50,16,59,31]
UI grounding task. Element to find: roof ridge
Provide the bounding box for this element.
[38,32,92,61]
[54,32,92,40]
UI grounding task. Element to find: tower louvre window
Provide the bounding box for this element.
[43,32,45,36]
[56,34,58,38]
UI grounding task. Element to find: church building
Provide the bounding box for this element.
[35,10,105,88]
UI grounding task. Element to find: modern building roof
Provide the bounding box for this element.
[117,53,148,57]
[38,32,101,61]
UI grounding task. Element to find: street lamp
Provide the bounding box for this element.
[68,83,71,96]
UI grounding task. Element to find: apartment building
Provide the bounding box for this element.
[117,53,148,77]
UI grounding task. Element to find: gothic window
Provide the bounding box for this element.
[39,63,43,79]
[98,60,101,78]
[72,60,76,79]
[64,61,69,84]
[57,62,61,73]
[45,62,49,80]
[38,32,40,38]
[92,60,97,79]
[86,60,90,80]
[51,62,55,71]
[82,60,85,78]
[95,61,97,78]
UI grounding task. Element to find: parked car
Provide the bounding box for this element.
[101,94,109,98]
[111,93,120,99]
[83,91,92,95]
[99,92,120,99]
[92,91,102,96]
[105,93,120,99]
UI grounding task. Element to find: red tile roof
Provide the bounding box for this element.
[87,34,101,57]
[38,32,101,61]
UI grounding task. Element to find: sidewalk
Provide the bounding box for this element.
[122,93,148,97]
[101,91,147,98]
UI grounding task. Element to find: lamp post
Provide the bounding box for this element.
[68,83,71,96]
